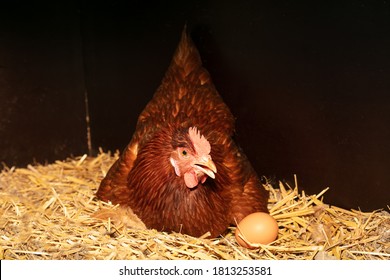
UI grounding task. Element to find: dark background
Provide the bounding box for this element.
[0,0,389,211]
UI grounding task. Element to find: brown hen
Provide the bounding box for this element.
[96,28,269,238]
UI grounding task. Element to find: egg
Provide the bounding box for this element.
[235,212,278,248]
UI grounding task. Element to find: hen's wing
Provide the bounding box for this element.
[97,27,234,203]
[211,133,269,224]
[96,141,138,204]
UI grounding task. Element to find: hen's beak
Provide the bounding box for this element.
[194,156,217,179]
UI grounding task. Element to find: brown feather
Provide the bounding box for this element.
[97,27,269,238]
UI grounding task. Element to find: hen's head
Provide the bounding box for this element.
[169,127,217,188]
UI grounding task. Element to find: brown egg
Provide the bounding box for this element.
[235,212,278,248]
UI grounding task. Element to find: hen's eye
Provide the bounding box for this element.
[182,150,188,156]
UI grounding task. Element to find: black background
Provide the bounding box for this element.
[0,0,389,211]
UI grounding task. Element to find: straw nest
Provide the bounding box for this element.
[0,150,389,260]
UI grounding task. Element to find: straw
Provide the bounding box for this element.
[0,150,389,260]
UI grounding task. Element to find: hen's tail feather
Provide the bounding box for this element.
[172,26,203,78]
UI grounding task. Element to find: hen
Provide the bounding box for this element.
[97,28,269,238]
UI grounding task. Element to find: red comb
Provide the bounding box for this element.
[188,127,211,155]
